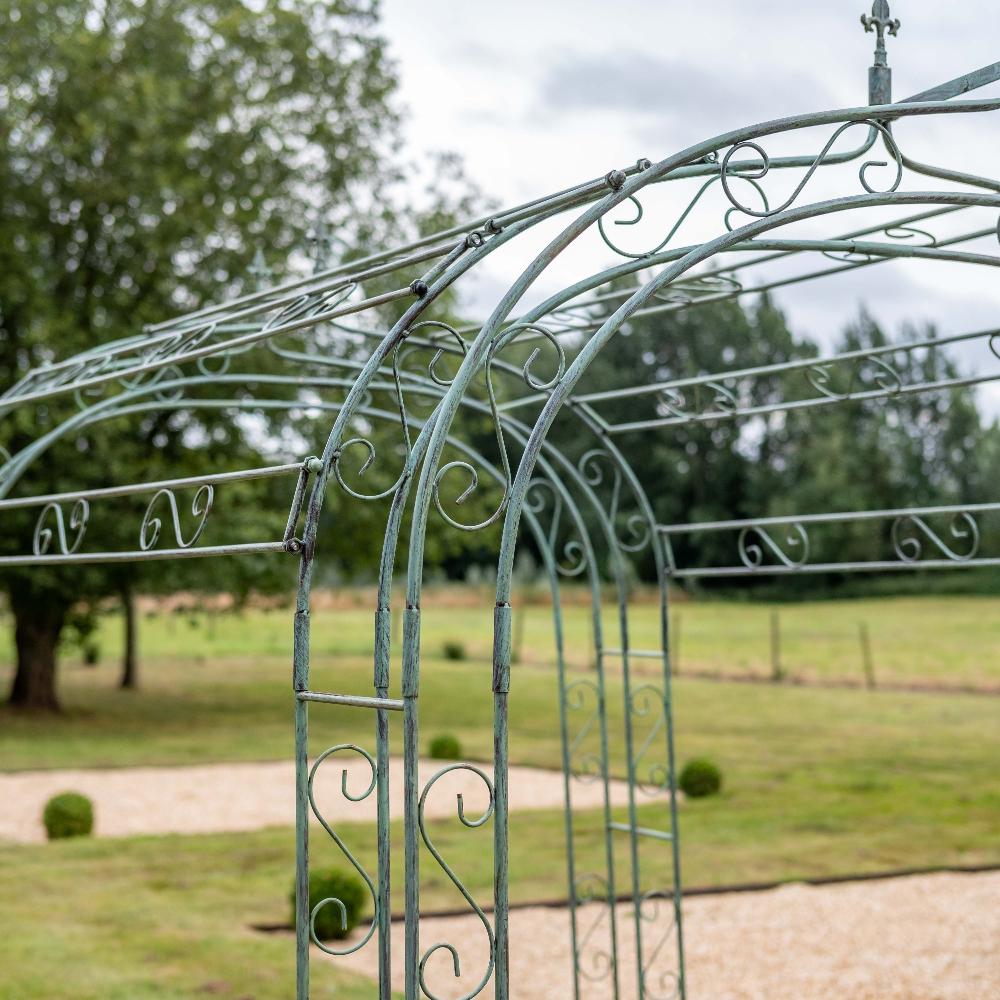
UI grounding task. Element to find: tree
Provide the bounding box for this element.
[0,0,406,709]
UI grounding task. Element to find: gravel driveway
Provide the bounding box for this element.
[335,870,1000,999]
[0,758,663,843]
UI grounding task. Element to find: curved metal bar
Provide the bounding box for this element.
[417,763,496,1000]
[33,499,89,556]
[4,87,998,1000]
[363,384,624,999]
[399,100,1000,997]
[306,744,379,957]
[139,485,214,551]
[282,189,604,998]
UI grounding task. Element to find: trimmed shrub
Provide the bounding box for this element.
[291,868,367,941]
[429,733,462,760]
[43,792,94,840]
[442,640,466,661]
[678,758,722,798]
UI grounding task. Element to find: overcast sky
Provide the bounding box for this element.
[378,1,1000,394]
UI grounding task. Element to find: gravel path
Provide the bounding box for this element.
[336,870,1000,999]
[0,758,662,843]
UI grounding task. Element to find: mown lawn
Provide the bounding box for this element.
[2,697,998,1000]
[2,594,998,997]
[4,591,996,697]
[1,652,997,882]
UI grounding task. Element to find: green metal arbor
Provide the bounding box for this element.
[4,6,999,997]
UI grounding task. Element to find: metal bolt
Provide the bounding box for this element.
[605,168,627,191]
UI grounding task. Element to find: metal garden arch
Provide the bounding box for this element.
[4,4,1000,996]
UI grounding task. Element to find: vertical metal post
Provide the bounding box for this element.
[550,574,582,1000]
[618,629,646,996]
[293,607,311,1000]
[493,601,512,999]
[374,605,393,998]
[659,568,686,999]
[402,604,422,1000]
[671,610,681,675]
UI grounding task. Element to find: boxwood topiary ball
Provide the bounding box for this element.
[291,868,367,941]
[679,758,723,798]
[43,792,94,840]
[429,733,462,760]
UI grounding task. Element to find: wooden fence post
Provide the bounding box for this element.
[770,609,783,682]
[859,621,876,689]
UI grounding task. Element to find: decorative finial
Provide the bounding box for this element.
[861,0,900,104]
[861,1,900,67]
[248,248,271,291]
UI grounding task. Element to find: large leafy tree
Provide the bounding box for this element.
[0,0,411,709]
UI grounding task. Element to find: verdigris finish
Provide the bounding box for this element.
[4,5,999,997]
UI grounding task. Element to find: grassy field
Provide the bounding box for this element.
[6,591,995,694]
[1,593,998,997]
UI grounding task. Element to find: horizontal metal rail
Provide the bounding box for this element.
[602,648,665,659]
[577,325,1000,405]
[0,462,308,510]
[901,61,1000,104]
[608,822,674,842]
[297,692,405,711]
[669,557,1000,578]
[0,541,290,565]
[658,500,1000,534]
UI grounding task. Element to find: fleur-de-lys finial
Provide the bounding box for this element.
[861,0,900,105]
[861,0,900,69]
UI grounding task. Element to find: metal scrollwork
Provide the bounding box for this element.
[565,679,604,782]
[432,324,565,532]
[332,437,405,502]
[891,512,980,563]
[572,873,616,984]
[262,282,357,334]
[988,332,1000,363]
[306,744,379,956]
[33,499,90,556]
[806,354,902,400]
[658,380,740,423]
[738,522,810,569]
[418,763,496,1000]
[579,449,652,553]
[653,273,744,306]
[323,321,471,505]
[597,173,770,259]
[721,120,902,225]
[139,485,214,550]
[525,479,588,577]
[638,890,681,1000]
[629,684,671,795]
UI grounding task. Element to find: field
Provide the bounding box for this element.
[1,592,999,998]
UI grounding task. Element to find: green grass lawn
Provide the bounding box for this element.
[2,684,998,999]
[4,591,994,696]
[1,594,998,997]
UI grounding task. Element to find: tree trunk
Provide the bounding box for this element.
[7,598,67,711]
[120,584,138,690]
